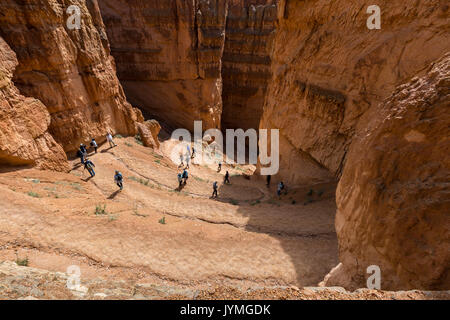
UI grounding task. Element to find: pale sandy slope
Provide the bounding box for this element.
[0,136,339,295]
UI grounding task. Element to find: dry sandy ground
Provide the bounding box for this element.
[0,137,445,300]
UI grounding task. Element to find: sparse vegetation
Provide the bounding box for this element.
[154,159,161,164]
[194,176,204,182]
[115,134,123,139]
[307,189,314,196]
[250,200,260,206]
[125,142,133,147]
[230,199,239,205]
[129,176,150,186]
[95,204,108,215]
[32,179,40,184]
[159,217,166,224]
[15,253,29,267]
[27,191,40,198]
[135,134,143,145]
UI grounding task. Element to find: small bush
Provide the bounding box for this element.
[95,204,108,215]
[115,134,123,139]
[230,199,239,206]
[27,191,40,198]
[159,217,166,225]
[135,134,143,145]
[15,254,29,267]
[125,142,133,147]
[32,179,40,184]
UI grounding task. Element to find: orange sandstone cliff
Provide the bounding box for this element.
[0,0,142,158]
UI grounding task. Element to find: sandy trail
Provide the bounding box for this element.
[0,137,338,291]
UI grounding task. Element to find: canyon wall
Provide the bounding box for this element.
[0,37,68,170]
[98,0,277,132]
[98,0,226,132]
[221,1,277,130]
[0,0,142,155]
[259,0,449,184]
[326,54,450,290]
[259,0,449,290]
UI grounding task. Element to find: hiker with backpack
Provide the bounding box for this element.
[182,169,189,185]
[177,172,183,188]
[77,148,85,164]
[114,171,123,190]
[80,143,87,155]
[212,181,218,198]
[84,159,96,177]
[106,132,116,148]
[90,138,98,153]
[224,171,230,184]
[277,181,285,197]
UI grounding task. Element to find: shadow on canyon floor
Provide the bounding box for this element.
[216,176,340,287]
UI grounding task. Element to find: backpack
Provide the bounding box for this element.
[115,173,123,181]
[183,171,188,178]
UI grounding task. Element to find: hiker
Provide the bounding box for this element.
[84,159,96,177]
[212,181,218,198]
[106,132,116,148]
[191,146,195,159]
[114,171,123,190]
[185,152,191,169]
[224,171,230,184]
[77,148,85,164]
[179,154,184,168]
[90,138,98,153]
[277,181,285,197]
[80,143,88,155]
[266,175,271,187]
[177,172,183,188]
[182,169,189,184]
[217,162,222,172]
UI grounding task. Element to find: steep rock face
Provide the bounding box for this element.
[98,0,226,131]
[221,0,277,131]
[0,37,68,171]
[326,54,450,290]
[259,0,449,184]
[0,0,142,153]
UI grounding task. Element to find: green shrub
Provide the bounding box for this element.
[15,254,29,267]
[159,217,166,225]
[95,204,108,215]
[27,191,40,198]
[135,134,143,145]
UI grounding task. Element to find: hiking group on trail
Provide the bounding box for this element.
[74,133,288,200]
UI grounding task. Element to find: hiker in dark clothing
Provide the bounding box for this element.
[177,173,183,188]
[80,143,87,154]
[77,149,85,164]
[212,181,218,198]
[266,175,271,187]
[182,169,189,184]
[277,181,285,197]
[191,147,195,160]
[90,138,98,153]
[224,171,230,184]
[217,162,222,172]
[114,171,123,190]
[84,159,96,177]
